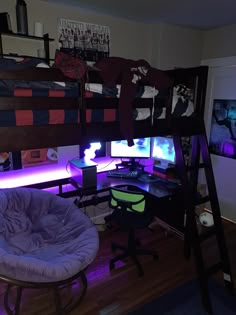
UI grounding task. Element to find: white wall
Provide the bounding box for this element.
[154,23,204,70]
[202,57,236,222]
[202,24,236,60]
[149,23,162,68]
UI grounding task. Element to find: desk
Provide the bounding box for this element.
[16,168,185,237]
[96,172,174,197]
[72,172,185,236]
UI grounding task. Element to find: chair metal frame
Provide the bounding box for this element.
[0,270,87,315]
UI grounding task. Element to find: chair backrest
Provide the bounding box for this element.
[109,187,146,213]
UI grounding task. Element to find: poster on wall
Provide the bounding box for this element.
[58,18,110,61]
[0,152,14,172]
[209,99,236,159]
[21,148,58,168]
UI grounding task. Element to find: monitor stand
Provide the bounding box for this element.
[115,158,144,172]
[153,160,175,176]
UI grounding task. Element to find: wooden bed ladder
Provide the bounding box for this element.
[173,123,234,315]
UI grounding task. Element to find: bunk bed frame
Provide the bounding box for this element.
[0,64,234,314]
[0,65,207,151]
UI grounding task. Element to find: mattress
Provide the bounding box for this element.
[85,83,159,98]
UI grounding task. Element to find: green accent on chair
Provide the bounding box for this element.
[110,188,145,213]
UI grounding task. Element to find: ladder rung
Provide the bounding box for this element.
[175,129,235,303]
[198,226,216,242]
[195,195,210,206]
[206,262,222,276]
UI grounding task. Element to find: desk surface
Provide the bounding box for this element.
[79,171,181,199]
[94,172,184,235]
[22,169,184,235]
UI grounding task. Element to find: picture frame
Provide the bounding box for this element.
[209,99,236,159]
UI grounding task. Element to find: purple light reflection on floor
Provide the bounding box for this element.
[85,259,127,285]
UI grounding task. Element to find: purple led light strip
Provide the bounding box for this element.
[0,158,126,189]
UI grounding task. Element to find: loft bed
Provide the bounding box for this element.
[0,58,208,152]
[1,60,234,315]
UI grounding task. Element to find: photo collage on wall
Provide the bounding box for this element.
[209,99,236,159]
[21,148,58,168]
[0,152,22,172]
[58,18,111,62]
[0,149,58,171]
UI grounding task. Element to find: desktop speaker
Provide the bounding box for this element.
[69,158,97,189]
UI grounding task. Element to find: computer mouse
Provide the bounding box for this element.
[147,174,155,179]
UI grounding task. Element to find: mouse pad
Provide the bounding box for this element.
[138,174,160,183]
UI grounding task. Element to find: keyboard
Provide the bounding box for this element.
[107,170,139,179]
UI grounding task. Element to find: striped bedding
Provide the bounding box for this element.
[0,78,194,127]
[0,109,80,126]
[0,85,80,126]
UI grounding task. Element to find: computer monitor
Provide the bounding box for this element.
[151,136,176,169]
[110,137,151,169]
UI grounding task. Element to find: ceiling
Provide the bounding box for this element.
[45,0,236,30]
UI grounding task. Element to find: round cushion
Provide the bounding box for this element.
[0,188,99,283]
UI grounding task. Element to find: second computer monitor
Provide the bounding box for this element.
[151,136,176,169]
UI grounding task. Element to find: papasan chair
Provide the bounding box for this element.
[0,187,99,315]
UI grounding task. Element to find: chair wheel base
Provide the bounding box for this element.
[111,243,117,252]
[153,254,159,260]
[138,270,144,277]
[109,262,115,270]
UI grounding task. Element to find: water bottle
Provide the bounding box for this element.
[16,0,28,35]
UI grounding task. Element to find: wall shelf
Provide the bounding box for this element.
[0,32,54,64]
[0,31,54,41]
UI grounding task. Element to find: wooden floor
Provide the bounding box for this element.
[1,220,236,315]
